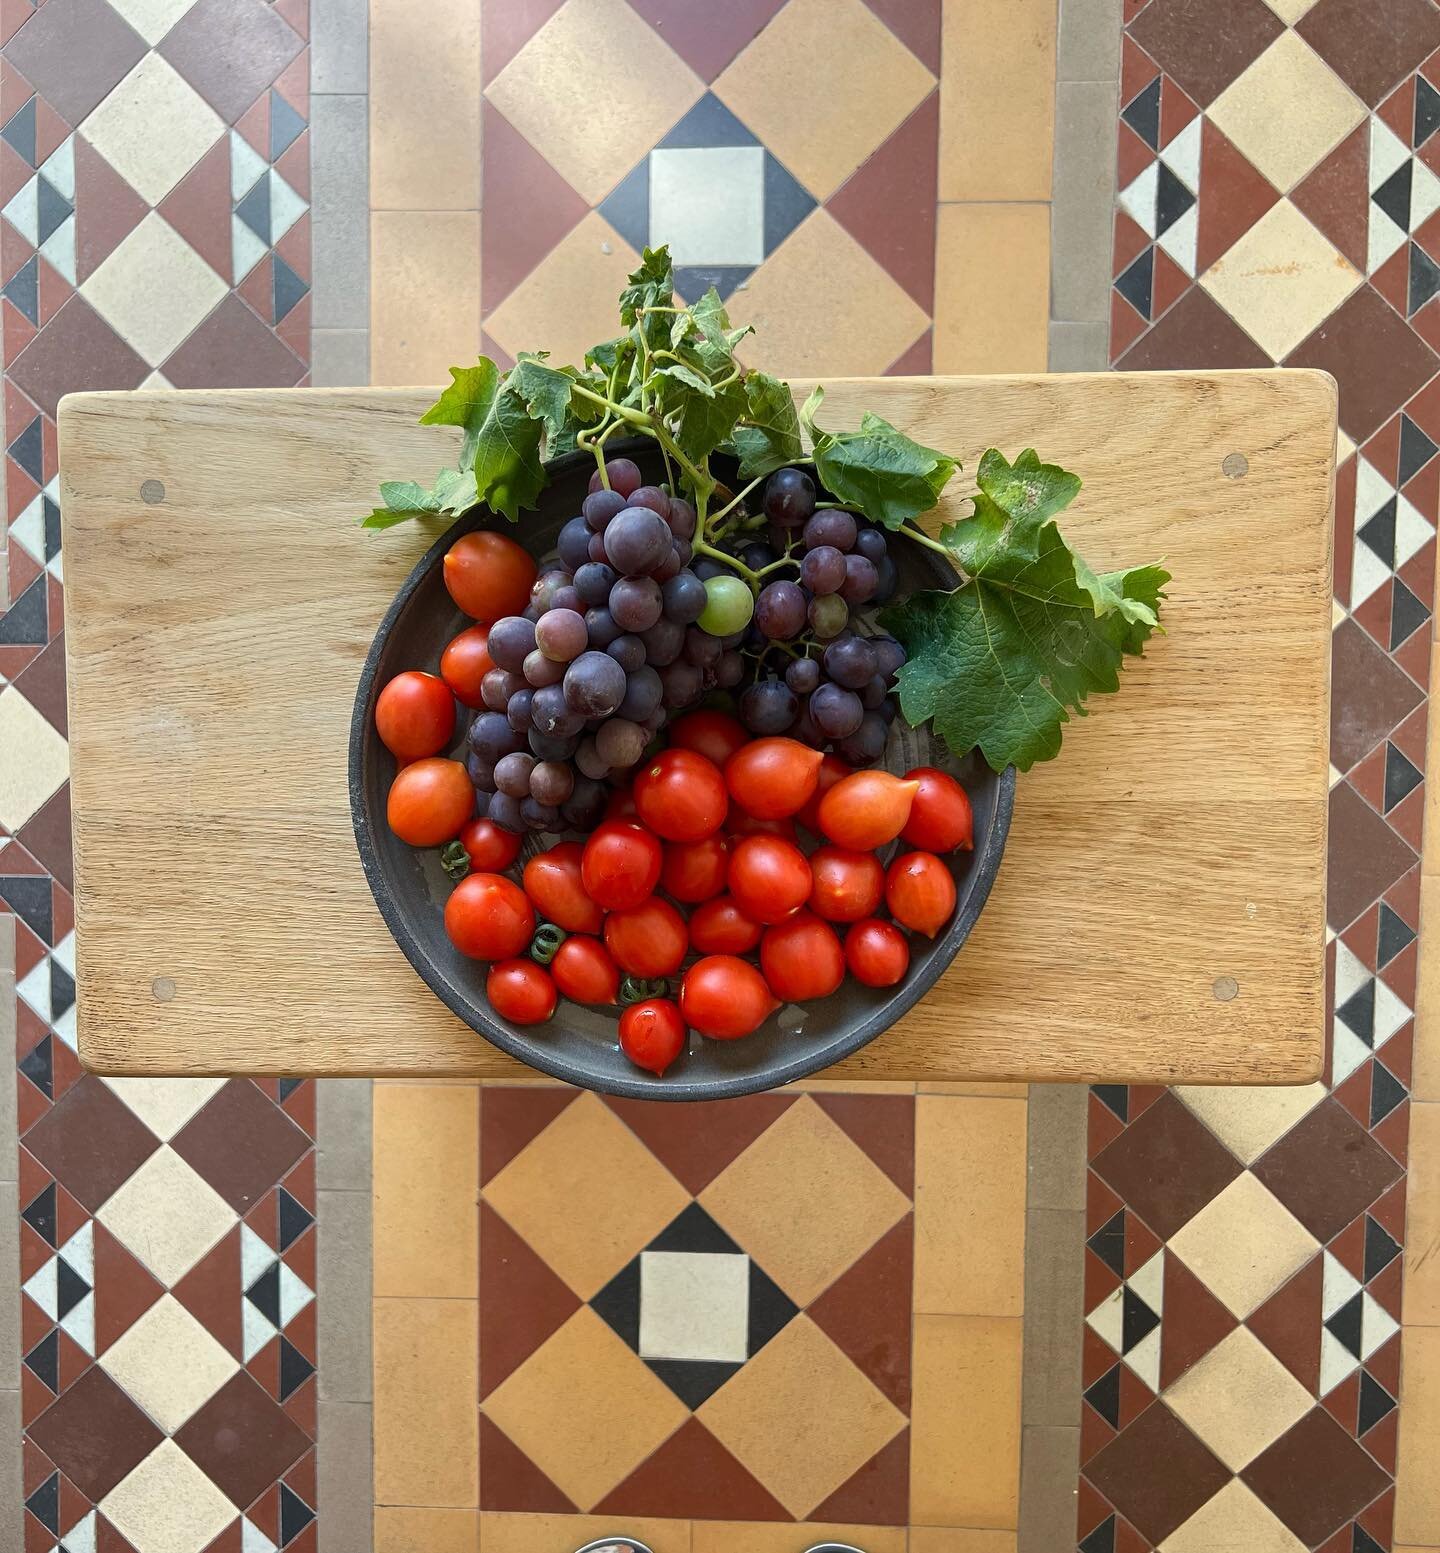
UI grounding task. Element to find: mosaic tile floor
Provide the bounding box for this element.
[0,0,316,1547]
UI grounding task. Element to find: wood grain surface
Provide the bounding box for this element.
[58,372,1336,1081]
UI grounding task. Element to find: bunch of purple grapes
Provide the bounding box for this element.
[463,457,741,833]
[737,467,907,766]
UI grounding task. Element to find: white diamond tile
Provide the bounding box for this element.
[23,1256,58,1321]
[639,1249,749,1362]
[103,1077,226,1141]
[268,168,307,244]
[60,1291,94,1356]
[96,1146,237,1286]
[1168,1173,1318,1318]
[1166,1326,1312,1470]
[1119,162,1159,239]
[650,146,765,267]
[81,53,224,206]
[107,0,201,44]
[100,1441,237,1553]
[0,685,69,833]
[100,1295,238,1431]
[8,495,43,564]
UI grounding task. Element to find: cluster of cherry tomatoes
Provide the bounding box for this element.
[431,709,973,1078]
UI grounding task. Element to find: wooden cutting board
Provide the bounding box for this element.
[58,371,1335,1082]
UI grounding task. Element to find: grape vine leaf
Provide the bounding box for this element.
[804,388,958,529]
[426,356,545,522]
[420,362,498,468]
[362,467,478,529]
[724,370,804,478]
[879,448,1168,772]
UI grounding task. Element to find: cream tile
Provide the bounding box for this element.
[81,211,228,366]
[698,1316,905,1519]
[919,1081,1028,1095]
[938,0,1055,200]
[371,210,480,387]
[374,1296,478,1508]
[98,1295,238,1432]
[1415,877,1440,1100]
[371,0,479,209]
[1260,0,1317,19]
[102,1078,225,1141]
[1404,1102,1440,1324]
[1167,1172,1318,1318]
[910,1533,1016,1553]
[483,1090,688,1300]
[714,0,934,200]
[1174,1080,1326,1165]
[96,1146,237,1286]
[651,145,765,266]
[1164,1327,1312,1471]
[100,1441,236,1553]
[910,1314,1022,1528]
[376,1507,480,1553]
[373,1084,477,1298]
[694,1526,904,1553]
[1396,1328,1440,1549]
[1199,201,1361,361]
[915,1095,1027,1316]
[934,204,1051,374]
[0,686,68,833]
[486,0,703,204]
[80,53,224,205]
[482,1513,692,1553]
[727,209,930,378]
[781,1079,916,1094]
[701,1094,909,1307]
[1207,33,1366,194]
[107,0,198,43]
[484,1307,688,1511]
[484,211,641,372]
[1160,1479,1306,1553]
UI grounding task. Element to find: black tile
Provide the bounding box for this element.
[644,1357,739,1408]
[269,89,305,160]
[673,264,753,302]
[19,1035,52,1100]
[273,254,308,323]
[1364,1214,1402,1280]
[50,962,74,1019]
[1337,977,1376,1045]
[22,1182,56,1247]
[659,92,757,149]
[1369,1062,1406,1126]
[649,1202,741,1255]
[1357,1371,1396,1434]
[277,1187,312,1251]
[26,1471,58,1534]
[1390,577,1430,648]
[235,177,270,243]
[36,176,70,246]
[1325,1291,1364,1358]
[1156,162,1197,234]
[1359,497,1397,565]
[1122,1287,1160,1351]
[1115,249,1155,319]
[1410,241,1440,315]
[0,575,48,646]
[1354,1524,1386,1553]
[3,254,38,326]
[278,1336,314,1402]
[277,1078,304,1101]
[590,1256,640,1351]
[56,1255,89,1320]
[762,151,813,255]
[1094,1085,1129,1122]
[1088,1209,1127,1278]
[1374,161,1413,230]
[1080,1514,1116,1553]
[1383,742,1422,811]
[0,874,52,944]
[2,98,35,165]
[279,1481,315,1546]
[24,1329,58,1392]
[9,415,42,483]
[1399,411,1438,482]
[747,1258,796,1356]
[1085,1364,1122,1428]
[598,159,649,252]
[245,1262,281,1327]
[1418,74,1440,146]
[1122,77,1161,149]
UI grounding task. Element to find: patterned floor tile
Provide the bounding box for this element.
[1242,1407,1391,1543]
[4,0,146,125]
[1128,0,1284,107]
[158,0,301,125]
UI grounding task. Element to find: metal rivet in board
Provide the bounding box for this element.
[1222,453,1249,479]
[152,976,176,1001]
[1212,976,1238,1002]
[140,479,165,504]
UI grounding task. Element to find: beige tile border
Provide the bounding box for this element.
[0,917,15,1551]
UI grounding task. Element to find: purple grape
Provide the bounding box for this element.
[741,542,779,570]
[642,707,667,735]
[720,631,748,650]
[860,674,889,710]
[804,509,856,552]
[473,790,492,819]
[574,562,617,606]
[588,533,609,563]
[557,516,592,572]
[641,615,685,666]
[494,751,534,798]
[716,650,744,689]
[596,717,648,768]
[486,615,536,672]
[871,636,906,679]
[755,579,808,639]
[836,711,889,766]
[563,651,627,717]
[605,508,672,575]
[740,678,798,735]
[659,659,702,707]
[854,526,888,563]
[562,776,607,829]
[523,648,565,687]
[523,603,543,622]
[530,760,574,806]
[532,683,584,736]
[609,576,663,632]
[683,626,722,669]
[583,487,627,531]
[618,665,663,721]
[488,791,525,833]
[481,668,521,711]
[468,712,524,763]
[878,697,897,724]
[550,585,582,613]
[653,545,682,583]
[873,555,898,602]
[764,467,816,526]
[627,485,671,520]
[801,544,846,595]
[529,728,579,760]
[466,752,496,792]
[576,738,609,780]
[584,607,623,648]
[791,705,824,748]
[673,539,692,568]
[808,593,849,639]
[588,457,642,498]
[535,608,588,662]
[786,656,821,695]
[666,497,697,539]
[530,570,572,613]
[840,554,878,605]
[692,556,726,581]
[506,688,534,731]
[607,633,646,673]
[810,682,865,740]
[824,634,878,689]
[662,570,707,624]
[521,797,560,832]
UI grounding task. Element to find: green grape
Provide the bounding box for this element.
[697,574,755,636]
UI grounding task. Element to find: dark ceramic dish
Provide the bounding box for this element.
[349,440,1015,1100]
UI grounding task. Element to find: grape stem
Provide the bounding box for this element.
[753,556,798,579]
[898,521,956,560]
[813,500,864,513]
[692,537,760,583]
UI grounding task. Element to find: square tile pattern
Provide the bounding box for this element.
[480,1089,913,1525]
[0,3,314,1546]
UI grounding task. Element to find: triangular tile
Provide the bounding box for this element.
[1159,1252,1236,1387]
[173,1227,243,1359]
[1115,246,1154,318]
[810,1092,914,1195]
[269,90,304,162]
[592,1416,789,1520]
[1365,1214,1403,1281]
[478,1203,579,1398]
[1122,76,1161,150]
[808,1215,912,1411]
[480,1088,578,1186]
[885,328,931,375]
[236,251,272,322]
[1088,1209,1127,1280]
[157,138,231,284]
[1411,240,1440,314]
[72,136,146,286]
[1085,1363,1121,1427]
[478,1413,577,1512]
[1151,243,1190,319]
[1390,576,1430,647]
[1159,74,1200,149]
[1384,742,1423,810]
[1198,120,1282,272]
[273,253,307,324]
[1,95,34,166]
[1248,1254,1322,1391]
[808,1425,909,1526]
[91,1222,163,1355]
[1110,288,1150,361]
[598,1091,794,1195]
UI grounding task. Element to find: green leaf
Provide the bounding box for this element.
[810,405,958,529]
[879,448,1168,772]
[618,246,675,324]
[724,370,804,479]
[657,360,715,397]
[362,467,478,529]
[675,377,747,467]
[434,361,546,523]
[508,353,574,438]
[420,360,502,468]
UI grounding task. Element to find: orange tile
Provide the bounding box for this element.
[371,210,481,387]
[1404,1102,1440,1324]
[909,1533,1017,1553]
[1412,877,1440,1100]
[933,205,1050,374]
[481,1514,692,1552]
[693,1525,904,1553]
[1397,1326,1440,1544]
[376,1508,480,1553]
[374,1297,478,1508]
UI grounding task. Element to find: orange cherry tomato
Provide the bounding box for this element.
[633,748,727,843]
[445,873,535,960]
[551,935,620,1005]
[725,806,799,844]
[885,851,957,938]
[487,958,556,1024]
[797,754,852,834]
[902,767,974,853]
[619,998,688,1075]
[443,530,537,622]
[688,895,763,955]
[845,918,910,987]
[460,816,522,873]
[604,897,688,977]
[440,625,495,710]
[808,845,885,923]
[817,771,920,851]
[669,709,749,768]
[661,835,730,903]
[761,911,845,1002]
[680,956,780,1040]
[581,821,662,911]
[376,670,455,761]
[387,757,473,846]
[523,842,605,933]
[724,737,824,820]
[727,834,812,924]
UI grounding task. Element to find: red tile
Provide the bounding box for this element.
[23,1077,158,1212]
[1085,1246,1122,1312]
[234,93,268,158]
[1080,1399,1117,1464]
[237,253,273,324]
[1254,1099,1404,1242]
[1086,1402,1229,1544]
[10,296,147,419]
[72,137,147,286]
[172,1227,243,1359]
[1160,1252,1238,1388]
[1196,120,1282,272]
[1390,781,1426,848]
[248,1484,279,1544]
[171,1080,310,1214]
[158,0,303,124]
[175,1373,311,1509]
[275,128,308,201]
[480,1087,577,1185]
[1370,1253,1404,1320]
[1333,1061,1373,1127]
[1298,0,1440,108]
[480,0,566,87]
[596,1415,790,1520]
[92,1222,163,1355]
[479,1412,577,1512]
[478,1203,579,1399]
[808,1214,912,1411]
[810,1093,914,1196]
[1150,246,1189,321]
[1116,1364,1154,1429]
[1109,291,1150,363]
[273,48,307,119]
[1078,1477,1112,1539]
[1123,1211,1162,1277]
[1322,1370,1359,1431]
[1122,33,1162,107]
[1118,286,1270,369]
[862,0,940,71]
[1242,1408,1390,1544]
[160,294,305,389]
[1374,1095,1410,1164]
[1158,73,1199,148]
[1372,243,1412,318]
[1130,0,1282,106]
[885,328,932,375]
[598,1090,793,1195]
[1116,124,1155,197]
[1247,1254,1322,1392]
[273,0,306,38]
[808,1425,909,1525]
[157,138,231,286]
[1352,579,1393,653]
[1393,698,1430,768]
[1378,74,1418,144]
[29,1368,162,1501]
[1092,1092,1242,1240]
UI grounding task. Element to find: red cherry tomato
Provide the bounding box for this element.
[845,918,910,987]
[680,955,780,1040]
[818,771,920,850]
[581,821,662,911]
[688,895,763,954]
[440,625,495,710]
[797,754,851,834]
[725,806,799,844]
[727,834,812,924]
[669,709,749,768]
[885,851,957,938]
[633,748,727,843]
[604,897,688,977]
[808,845,885,923]
[551,935,620,1005]
[619,998,688,1075]
[443,531,537,622]
[376,670,455,760]
[445,873,535,960]
[523,842,605,933]
[724,738,824,820]
[902,767,974,853]
[760,911,845,1002]
[387,757,473,846]
[460,816,521,873]
[487,958,556,1024]
[661,834,730,903]
[604,789,640,822]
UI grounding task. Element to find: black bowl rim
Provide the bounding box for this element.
[348,441,1017,1099]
